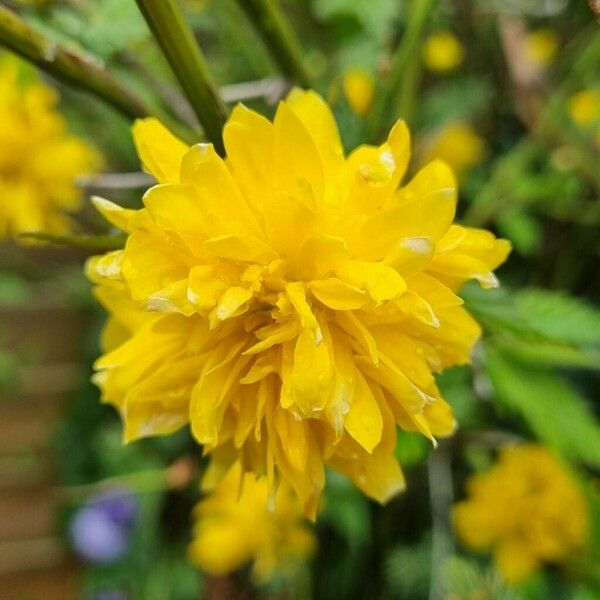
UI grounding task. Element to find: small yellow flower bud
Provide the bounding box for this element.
[423,31,464,73]
[343,68,375,117]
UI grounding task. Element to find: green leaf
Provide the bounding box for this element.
[311,0,398,40]
[464,285,600,370]
[463,284,544,341]
[485,348,600,468]
[436,366,478,425]
[395,432,428,467]
[497,209,542,256]
[443,555,513,600]
[0,273,33,307]
[515,289,600,347]
[315,472,372,599]
[493,338,600,371]
[384,537,430,598]
[419,76,493,131]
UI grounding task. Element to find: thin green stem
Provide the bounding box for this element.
[395,53,423,126]
[368,0,435,141]
[58,468,168,501]
[0,4,152,120]
[18,232,126,250]
[427,441,454,600]
[235,0,312,88]
[135,0,228,155]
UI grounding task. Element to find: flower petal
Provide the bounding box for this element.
[132,118,188,183]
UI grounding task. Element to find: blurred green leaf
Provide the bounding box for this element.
[486,348,600,468]
[437,366,478,425]
[315,472,372,599]
[0,347,18,390]
[384,536,430,599]
[395,432,429,467]
[465,285,600,356]
[497,210,542,256]
[443,555,513,600]
[311,0,398,39]
[28,0,149,58]
[514,289,600,347]
[419,76,493,131]
[0,273,32,306]
[492,338,600,371]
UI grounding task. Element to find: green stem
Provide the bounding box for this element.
[135,0,228,155]
[0,4,152,120]
[395,52,423,126]
[368,0,435,141]
[59,468,168,501]
[236,0,312,88]
[18,232,126,250]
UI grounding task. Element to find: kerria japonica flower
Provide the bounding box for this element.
[189,461,315,581]
[453,445,588,584]
[0,57,100,238]
[87,89,510,518]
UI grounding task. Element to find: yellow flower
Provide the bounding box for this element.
[453,445,589,584]
[189,461,315,581]
[423,31,464,73]
[525,28,559,68]
[568,89,600,128]
[420,122,485,180]
[0,58,101,239]
[343,69,375,117]
[87,89,510,518]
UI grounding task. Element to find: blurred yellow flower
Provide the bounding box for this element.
[525,28,559,68]
[189,461,315,581]
[420,122,485,180]
[453,444,588,584]
[0,58,101,239]
[87,89,509,518]
[568,89,600,127]
[423,31,464,73]
[343,69,374,117]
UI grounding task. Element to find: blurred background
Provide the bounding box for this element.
[0,0,599,598]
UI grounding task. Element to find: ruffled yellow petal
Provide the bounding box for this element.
[132,117,188,184]
[91,197,137,233]
[273,100,325,204]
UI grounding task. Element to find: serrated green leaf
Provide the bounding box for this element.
[515,289,600,347]
[443,555,514,600]
[485,348,600,468]
[464,286,600,370]
[494,338,600,371]
[463,284,543,341]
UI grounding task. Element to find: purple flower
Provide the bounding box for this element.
[92,488,138,528]
[70,505,128,564]
[69,486,138,564]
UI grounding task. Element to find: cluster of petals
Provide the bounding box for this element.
[87,89,510,517]
[0,57,100,237]
[189,461,314,581]
[453,444,588,583]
